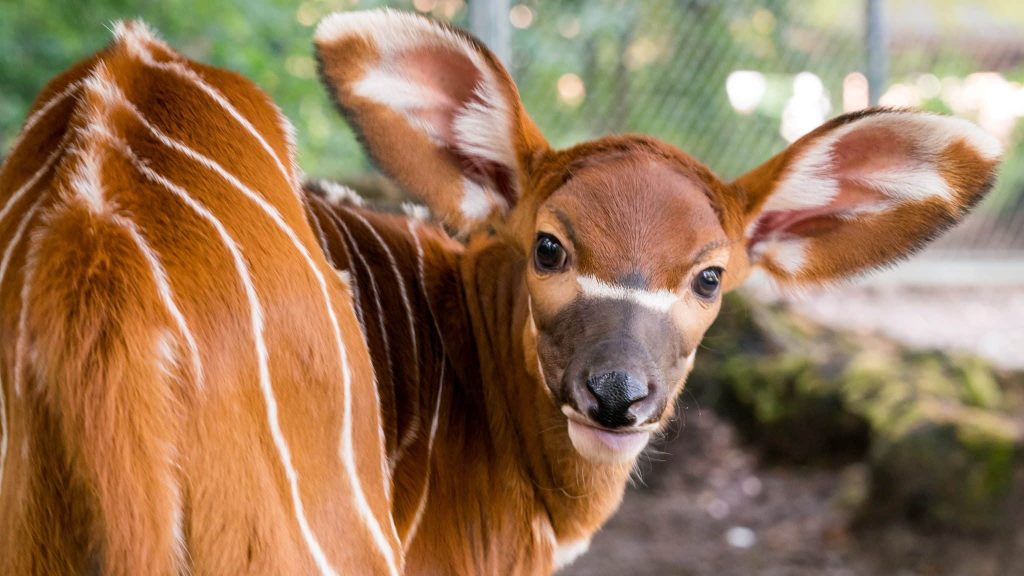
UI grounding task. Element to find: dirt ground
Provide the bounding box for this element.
[563,410,1024,576]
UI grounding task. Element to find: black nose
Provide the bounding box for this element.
[585,371,649,428]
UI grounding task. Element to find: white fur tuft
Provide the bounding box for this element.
[451,81,515,169]
[112,19,168,59]
[459,178,503,222]
[318,179,365,207]
[752,238,809,276]
[401,202,430,221]
[763,111,1002,231]
[68,145,107,213]
[554,538,592,570]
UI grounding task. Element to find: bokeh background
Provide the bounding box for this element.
[3,1,1024,574]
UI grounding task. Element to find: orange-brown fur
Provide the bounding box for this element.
[312,9,1000,574]
[0,24,398,575]
[0,11,1000,576]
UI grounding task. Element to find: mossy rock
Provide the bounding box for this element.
[865,407,1020,531]
[690,293,1024,531]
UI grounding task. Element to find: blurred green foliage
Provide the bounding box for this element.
[0,0,406,176]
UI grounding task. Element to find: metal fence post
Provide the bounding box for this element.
[468,0,511,65]
[866,0,889,105]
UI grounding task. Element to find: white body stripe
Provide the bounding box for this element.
[0,82,79,174]
[401,219,446,549]
[309,198,393,502]
[316,198,395,400]
[340,207,421,467]
[116,23,297,191]
[0,146,64,232]
[0,194,48,498]
[105,138,340,576]
[310,196,367,333]
[310,197,392,508]
[112,214,204,388]
[576,275,679,313]
[306,200,335,266]
[108,95,400,574]
[11,133,75,399]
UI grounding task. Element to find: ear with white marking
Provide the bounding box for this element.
[732,108,1001,284]
[314,9,549,233]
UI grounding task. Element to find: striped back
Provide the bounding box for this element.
[0,22,400,575]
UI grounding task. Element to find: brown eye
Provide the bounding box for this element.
[534,233,567,273]
[692,267,723,299]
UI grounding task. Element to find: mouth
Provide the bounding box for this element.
[561,405,655,464]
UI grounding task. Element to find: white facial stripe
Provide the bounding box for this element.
[576,275,678,313]
[112,214,204,388]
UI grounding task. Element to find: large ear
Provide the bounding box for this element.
[732,109,1001,285]
[314,9,549,233]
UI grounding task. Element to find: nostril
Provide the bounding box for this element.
[585,371,648,428]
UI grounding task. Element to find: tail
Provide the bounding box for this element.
[21,141,191,574]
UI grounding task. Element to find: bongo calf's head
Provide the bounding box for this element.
[315,9,1001,464]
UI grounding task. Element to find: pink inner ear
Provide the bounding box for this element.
[398,45,481,144]
[750,124,921,243]
[832,123,919,174]
[395,45,517,205]
[750,185,889,243]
